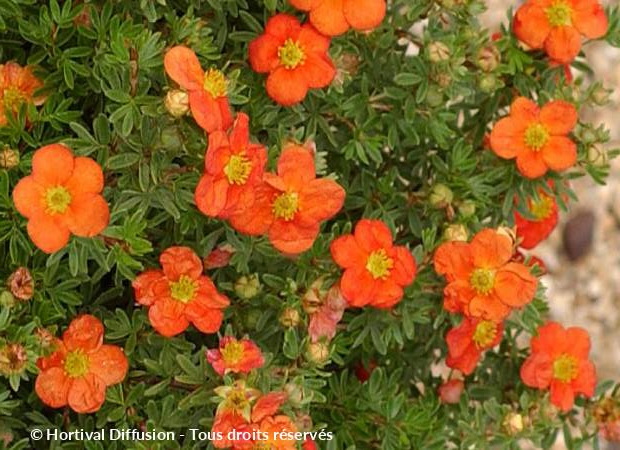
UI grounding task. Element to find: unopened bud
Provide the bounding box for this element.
[428,42,450,63]
[234,274,261,299]
[204,244,235,270]
[279,307,300,328]
[443,224,468,242]
[592,85,612,106]
[477,45,501,72]
[587,143,607,167]
[284,383,303,407]
[479,74,500,93]
[0,291,16,308]
[0,148,19,170]
[496,226,517,246]
[302,279,325,314]
[429,183,453,208]
[438,379,464,404]
[457,200,476,217]
[0,343,28,376]
[7,267,33,301]
[164,89,190,117]
[503,412,525,435]
[306,341,329,364]
[35,328,55,349]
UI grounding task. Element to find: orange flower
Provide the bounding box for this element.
[446,317,504,375]
[12,144,109,254]
[206,336,264,376]
[330,219,417,308]
[515,190,559,249]
[229,144,345,255]
[489,97,578,179]
[195,113,267,218]
[132,246,229,337]
[289,0,386,36]
[434,228,538,321]
[514,0,608,64]
[248,14,336,106]
[0,62,45,126]
[235,415,298,450]
[163,46,233,133]
[35,315,128,413]
[438,379,465,404]
[520,321,596,411]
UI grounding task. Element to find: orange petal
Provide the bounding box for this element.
[494,262,538,307]
[194,174,229,218]
[189,90,229,133]
[163,46,204,91]
[89,345,128,386]
[565,326,591,359]
[516,150,548,178]
[160,246,203,280]
[266,67,309,106]
[489,117,527,159]
[185,305,224,334]
[66,193,109,237]
[132,269,165,306]
[228,183,275,235]
[531,321,568,356]
[340,267,376,307]
[12,176,45,219]
[65,157,104,195]
[248,34,282,74]
[289,0,321,11]
[343,0,386,31]
[277,144,316,187]
[297,24,331,53]
[446,344,480,375]
[443,280,475,314]
[264,13,303,40]
[371,279,404,308]
[63,314,104,352]
[251,392,288,423]
[27,214,70,253]
[67,373,107,413]
[205,131,230,171]
[148,297,189,337]
[310,0,349,36]
[35,367,71,408]
[446,317,476,358]
[298,178,345,226]
[549,380,575,412]
[330,235,367,269]
[229,113,250,150]
[571,0,608,39]
[195,277,230,308]
[31,143,74,185]
[354,219,393,253]
[301,54,336,89]
[390,246,416,286]
[544,26,582,64]
[520,353,553,388]
[269,220,319,254]
[510,97,540,123]
[433,241,473,279]
[467,294,512,321]
[571,359,596,397]
[513,2,551,49]
[470,229,513,269]
[541,136,577,171]
[539,100,577,135]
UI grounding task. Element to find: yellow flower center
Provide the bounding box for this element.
[472,320,497,348]
[169,275,197,303]
[546,1,573,27]
[3,87,27,110]
[272,192,299,221]
[44,186,72,214]
[64,349,90,378]
[278,39,306,69]
[530,195,554,220]
[365,249,394,280]
[470,268,496,295]
[203,69,227,98]
[221,341,244,365]
[524,123,550,151]
[553,354,578,382]
[224,154,252,185]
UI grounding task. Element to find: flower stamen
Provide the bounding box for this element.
[470,268,496,295]
[203,69,228,98]
[553,354,578,382]
[44,186,72,214]
[366,249,394,280]
[278,39,306,69]
[169,275,197,303]
[472,320,497,348]
[524,123,550,151]
[546,1,573,27]
[272,192,299,221]
[224,154,252,185]
[64,349,89,378]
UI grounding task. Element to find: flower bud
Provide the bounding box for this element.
[7,267,34,301]
[204,244,235,270]
[164,89,190,117]
[0,148,19,170]
[428,41,450,63]
[295,413,313,432]
[279,307,301,328]
[429,183,453,208]
[502,412,525,435]
[438,379,464,404]
[0,343,28,376]
[587,144,607,168]
[234,274,261,299]
[0,291,16,308]
[496,226,517,246]
[306,341,329,364]
[479,74,500,93]
[284,382,303,407]
[477,44,501,72]
[433,72,452,88]
[35,328,55,349]
[302,279,325,314]
[457,200,476,217]
[591,85,612,106]
[443,224,468,242]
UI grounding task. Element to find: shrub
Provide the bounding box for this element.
[1,0,620,448]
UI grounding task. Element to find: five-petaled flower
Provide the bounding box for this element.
[289,0,386,36]
[0,62,46,127]
[514,0,608,64]
[515,189,559,249]
[132,246,230,337]
[163,45,233,133]
[434,228,538,321]
[446,316,504,375]
[248,14,336,106]
[195,113,267,219]
[330,219,417,308]
[489,97,578,179]
[12,144,110,254]
[206,336,264,376]
[229,144,345,255]
[35,315,128,413]
[521,321,596,411]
